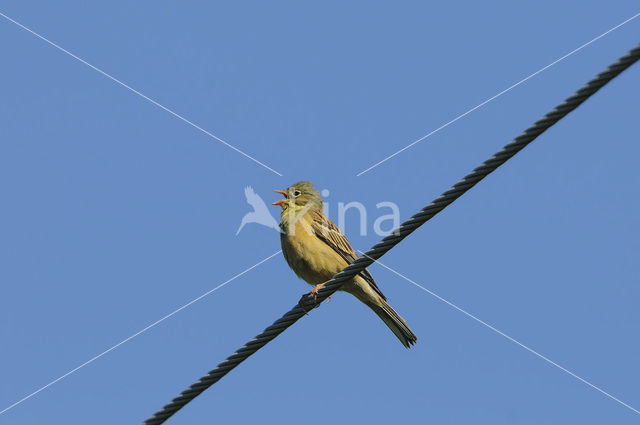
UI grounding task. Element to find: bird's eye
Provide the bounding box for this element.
[293,190,301,197]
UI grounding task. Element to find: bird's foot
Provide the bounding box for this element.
[297,282,329,314]
[309,282,329,302]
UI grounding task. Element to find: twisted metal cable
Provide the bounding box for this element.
[143,43,640,425]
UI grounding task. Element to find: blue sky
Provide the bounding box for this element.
[1,2,639,424]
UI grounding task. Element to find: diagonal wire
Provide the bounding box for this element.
[356,12,640,176]
[360,252,640,414]
[142,43,640,424]
[0,11,283,176]
[0,250,281,416]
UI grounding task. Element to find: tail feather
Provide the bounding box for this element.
[368,299,417,348]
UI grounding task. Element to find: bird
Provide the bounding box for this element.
[272,181,417,348]
[236,186,280,235]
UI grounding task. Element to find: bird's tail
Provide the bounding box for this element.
[235,219,247,236]
[366,297,417,348]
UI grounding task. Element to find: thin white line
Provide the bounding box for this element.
[356,12,640,176]
[0,250,282,415]
[0,11,283,177]
[357,251,640,415]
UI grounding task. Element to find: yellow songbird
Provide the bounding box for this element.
[272,181,417,348]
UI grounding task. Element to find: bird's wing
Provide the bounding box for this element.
[245,186,259,203]
[309,209,386,300]
[245,186,269,210]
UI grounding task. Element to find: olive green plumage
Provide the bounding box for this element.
[273,181,417,348]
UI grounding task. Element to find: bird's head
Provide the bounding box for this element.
[272,181,322,216]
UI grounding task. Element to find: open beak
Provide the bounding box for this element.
[272,189,288,206]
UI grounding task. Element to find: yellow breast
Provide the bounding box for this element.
[280,216,347,286]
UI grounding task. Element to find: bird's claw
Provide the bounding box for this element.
[298,283,332,314]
